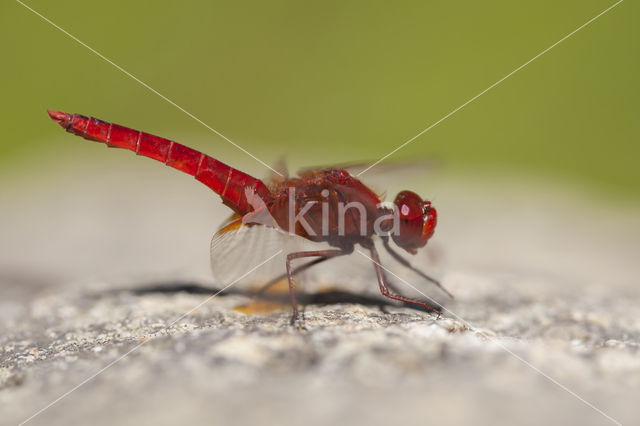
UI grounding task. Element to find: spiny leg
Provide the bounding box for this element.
[369,244,441,315]
[382,237,454,298]
[286,249,347,325]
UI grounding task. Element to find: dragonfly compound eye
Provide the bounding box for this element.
[392,191,437,254]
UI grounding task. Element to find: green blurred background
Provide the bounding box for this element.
[1,0,638,199]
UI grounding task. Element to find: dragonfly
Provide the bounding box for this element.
[48,110,453,324]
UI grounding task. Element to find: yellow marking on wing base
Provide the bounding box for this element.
[216,215,243,234]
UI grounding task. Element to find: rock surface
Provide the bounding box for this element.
[1,166,639,426]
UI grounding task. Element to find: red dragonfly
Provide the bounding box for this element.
[48,110,452,323]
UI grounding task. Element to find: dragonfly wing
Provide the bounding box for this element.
[296,158,438,178]
[264,157,289,191]
[210,220,329,291]
[210,221,438,300]
[297,159,439,202]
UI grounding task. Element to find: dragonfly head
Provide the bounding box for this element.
[391,190,437,254]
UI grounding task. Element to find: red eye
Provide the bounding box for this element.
[396,191,423,220]
[392,191,437,254]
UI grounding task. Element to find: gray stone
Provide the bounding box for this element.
[1,167,639,426]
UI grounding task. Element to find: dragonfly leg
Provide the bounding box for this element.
[381,237,454,298]
[286,249,347,325]
[257,256,330,295]
[369,244,441,315]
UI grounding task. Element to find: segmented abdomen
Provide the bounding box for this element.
[48,111,272,215]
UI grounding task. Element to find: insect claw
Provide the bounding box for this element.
[289,311,299,326]
[289,310,309,330]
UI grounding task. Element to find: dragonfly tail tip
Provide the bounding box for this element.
[47,109,71,128]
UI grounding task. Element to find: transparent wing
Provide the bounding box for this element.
[296,159,439,202]
[296,158,438,179]
[264,157,289,191]
[210,220,447,304]
[210,220,332,291]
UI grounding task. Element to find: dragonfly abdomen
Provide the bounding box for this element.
[47,110,272,215]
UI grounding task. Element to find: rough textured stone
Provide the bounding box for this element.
[1,167,639,426]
